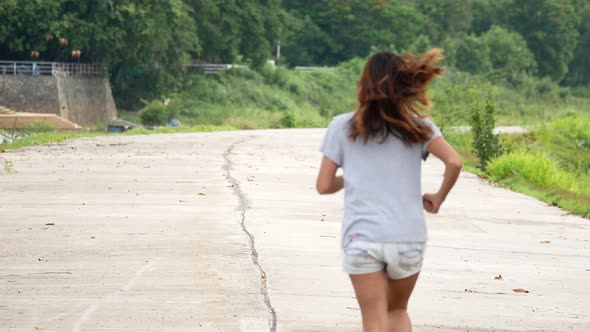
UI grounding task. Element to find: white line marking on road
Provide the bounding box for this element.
[121,258,160,292]
[71,258,161,331]
[72,304,97,332]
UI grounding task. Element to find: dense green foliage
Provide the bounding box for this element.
[139,100,171,126]
[283,0,589,85]
[0,0,284,66]
[0,0,285,108]
[130,60,588,132]
[282,0,427,65]
[155,64,360,129]
[445,115,590,217]
[2,0,590,109]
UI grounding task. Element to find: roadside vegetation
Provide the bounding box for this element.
[446,111,590,218]
[0,124,233,152]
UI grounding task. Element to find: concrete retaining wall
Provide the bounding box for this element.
[0,75,117,126]
[0,76,60,115]
[57,77,117,126]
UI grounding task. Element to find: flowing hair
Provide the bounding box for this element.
[349,48,445,145]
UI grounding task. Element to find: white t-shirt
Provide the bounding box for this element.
[320,112,442,247]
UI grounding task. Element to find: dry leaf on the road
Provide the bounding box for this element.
[464,289,480,293]
[513,288,529,293]
[494,274,503,280]
[197,193,206,196]
[540,240,551,244]
[45,223,55,226]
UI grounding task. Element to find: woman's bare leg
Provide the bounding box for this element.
[386,273,420,332]
[349,270,389,332]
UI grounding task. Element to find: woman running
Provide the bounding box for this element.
[316,49,462,332]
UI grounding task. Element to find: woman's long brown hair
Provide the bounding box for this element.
[349,49,444,145]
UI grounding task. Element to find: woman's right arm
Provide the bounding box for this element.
[423,137,462,213]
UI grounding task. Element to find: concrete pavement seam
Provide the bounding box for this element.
[223,137,277,332]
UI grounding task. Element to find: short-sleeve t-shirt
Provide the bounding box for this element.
[320,112,442,247]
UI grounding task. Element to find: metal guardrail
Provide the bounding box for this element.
[0,61,106,77]
[1,61,334,77]
[187,63,334,75]
[294,66,334,72]
[186,63,247,75]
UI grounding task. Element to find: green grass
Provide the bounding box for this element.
[487,152,584,195]
[123,62,590,132]
[430,70,590,128]
[486,151,590,217]
[104,51,590,137]
[534,115,590,174]
[0,125,236,151]
[129,62,360,129]
[1,132,98,151]
[447,128,590,218]
[128,124,236,134]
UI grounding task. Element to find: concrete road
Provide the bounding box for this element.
[0,129,588,332]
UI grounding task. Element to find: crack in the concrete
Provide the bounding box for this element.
[223,138,277,332]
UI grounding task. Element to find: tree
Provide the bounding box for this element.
[567,3,590,85]
[454,34,492,74]
[281,14,337,66]
[481,26,537,80]
[507,0,580,82]
[50,0,201,108]
[237,0,284,67]
[186,0,286,66]
[471,0,509,35]
[52,1,199,67]
[410,0,474,43]
[282,0,427,65]
[0,0,61,60]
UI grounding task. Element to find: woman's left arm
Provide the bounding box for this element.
[316,156,344,195]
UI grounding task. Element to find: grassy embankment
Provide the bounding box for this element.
[445,115,590,218]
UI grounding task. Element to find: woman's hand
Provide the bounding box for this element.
[422,192,444,214]
[425,136,462,213]
[316,156,343,195]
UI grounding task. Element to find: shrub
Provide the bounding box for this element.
[139,100,169,126]
[470,89,503,169]
[281,111,296,128]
